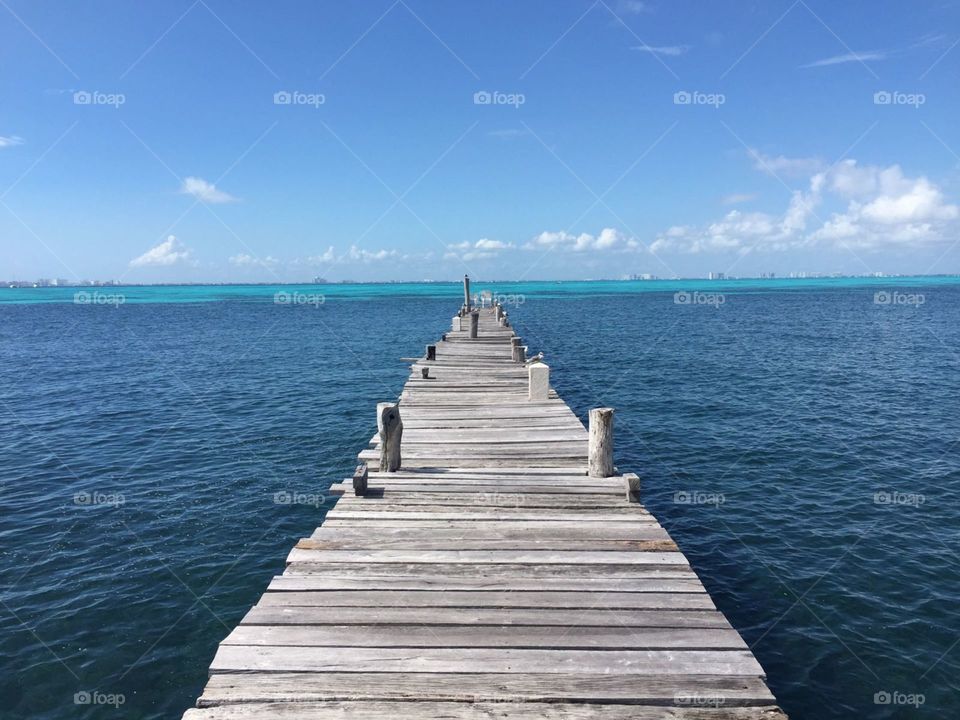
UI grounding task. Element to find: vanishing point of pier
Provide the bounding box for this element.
[183,278,786,719]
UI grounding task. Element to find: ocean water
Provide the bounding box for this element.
[1,279,958,719]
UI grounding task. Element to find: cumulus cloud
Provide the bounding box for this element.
[306,246,336,264]
[445,238,515,261]
[0,135,24,148]
[181,176,237,203]
[651,159,959,254]
[347,245,399,262]
[525,227,638,253]
[229,253,278,268]
[130,235,193,267]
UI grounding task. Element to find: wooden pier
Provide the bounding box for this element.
[183,292,786,719]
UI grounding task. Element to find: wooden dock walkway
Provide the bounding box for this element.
[183,298,786,719]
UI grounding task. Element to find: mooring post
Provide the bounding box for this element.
[528,362,550,401]
[421,367,430,379]
[352,463,368,496]
[623,472,640,503]
[426,344,436,361]
[469,311,479,339]
[511,337,524,363]
[463,274,471,312]
[498,312,507,327]
[451,315,461,332]
[377,402,403,472]
[588,407,615,477]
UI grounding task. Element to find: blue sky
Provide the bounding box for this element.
[2,0,959,282]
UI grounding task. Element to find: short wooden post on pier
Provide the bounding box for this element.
[376,402,403,472]
[469,311,479,339]
[588,407,615,477]
[623,471,640,503]
[426,344,436,361]
[528,361,550,401]
[351,463,368,496]
[451,315,461,332]
[421,367,430,379]
[511,337,524,363]
[463,274,471,312]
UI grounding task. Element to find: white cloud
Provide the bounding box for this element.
[130,235,193,267]
[653,159,959,254]
[445,238,515,262]
[525,227,637,253]
[181,176,237,204]
[229,253,278,268]
[800,51,887,68]
[347,245,399,262]
[749,150,825,178]
[306,246,336,264]
[618,0,650,14]
[722,193,758,205]
[0,135,24,148]
[631,44,690,56]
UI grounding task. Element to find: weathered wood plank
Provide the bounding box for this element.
[209,646,765,675]
[195,672,776,707]
[186,702,788,719]
[241,606,735,628]
[221,625,748,649]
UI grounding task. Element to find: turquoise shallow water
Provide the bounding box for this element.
[1,278,959,718]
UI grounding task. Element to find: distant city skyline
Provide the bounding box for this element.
[2,1,959,282]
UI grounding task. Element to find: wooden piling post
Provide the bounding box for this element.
[426,344,436,361]
[469,311,479,339]
[463,275,471,312]
[451,315,461,332]
[588,407,615,477]
[622,472,640,503]
[377,402,403,472]
[421,367,430,379]
[352,463,368,496]
[511,337,524,363]
[528,362,550,401]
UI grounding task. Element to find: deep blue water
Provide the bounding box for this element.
[1,280,958,719]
